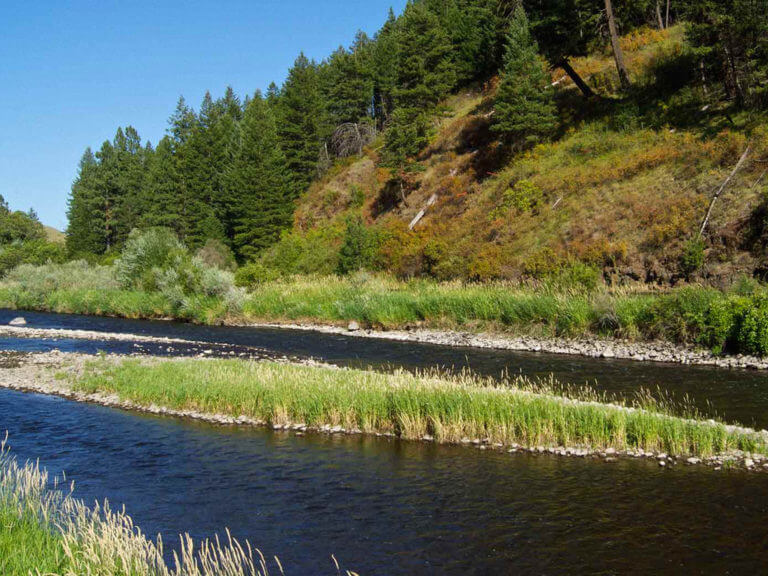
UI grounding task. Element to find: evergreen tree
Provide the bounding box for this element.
[167,96,198,241]
[66,148,107,254]
[493,6,558,145]
[228,93,292,260]
[140,136,186,234]
[372,8,400,125]
[392,2,456,113]
[276,53,325,196]
[322,38,374,127]
[524,0,601,97]
[384,1,457,167]
[685,0,768,108]
[182,91,238,247]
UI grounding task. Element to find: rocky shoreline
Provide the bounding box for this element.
[249,321,768,370]
[1,350,765,472]
[4,312,768,371]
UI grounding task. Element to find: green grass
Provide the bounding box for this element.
[0,505,72,575]
[6,263,768,356]
[75,358,767,458]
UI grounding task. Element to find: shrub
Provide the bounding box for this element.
[115,228,187,290]
[234,262,281,288]
[735,296,768,356]
[492,180,544,220]
[337,216,379,275]
[195,239,236,271]
[680,237,705,278]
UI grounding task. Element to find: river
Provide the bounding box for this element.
[2,309,768,574]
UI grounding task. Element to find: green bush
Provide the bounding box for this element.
[680,237,705,277]
[195,239,236,271]
[735,295,768,355]
[115,228,188,290]
[234,263,281,289]
[337,216,380,275]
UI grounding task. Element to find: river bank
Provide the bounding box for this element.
[7,269,768,365]
[2,350,766,470]
[5,316,768,372]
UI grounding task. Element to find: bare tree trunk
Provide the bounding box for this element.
[699,146,750,237]
[559,59,595,97]
[605,0,631,91]
[656,1,665,29]
[665,0,670,28]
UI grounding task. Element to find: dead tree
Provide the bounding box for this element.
[330,122,377,158]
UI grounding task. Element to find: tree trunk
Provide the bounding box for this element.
[604,0,631,91]
[656,1,665,29]
[665,0,670,28]
[559,59,594,98]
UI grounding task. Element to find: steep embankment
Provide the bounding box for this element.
[278,26,768,284]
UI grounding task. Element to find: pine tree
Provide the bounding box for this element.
[276,53,325,197]
[384,1,457,168]
[492,6,558,146]
[111,126,147,245]
[182,91,238,248]
[392,2,456,113]
[322,39,374,127]
[66,148,107,254]
[167,96,198,241]
[228,93,292,260]
[372,8,400,125]
[140,136,186,234]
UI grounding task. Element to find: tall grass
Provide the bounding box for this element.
[6,264,768,355]
[0,438,356,575]
[76,359,767,458]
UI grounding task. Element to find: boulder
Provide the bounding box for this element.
[8,317,26,326]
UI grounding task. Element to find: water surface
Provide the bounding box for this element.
[2,387,767,575]
[3,309,768,428]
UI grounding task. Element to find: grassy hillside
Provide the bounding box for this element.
[266,26,768,286]
[44,226,65,244]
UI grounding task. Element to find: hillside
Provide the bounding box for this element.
[274,26,768,286]
[44,226,65,243]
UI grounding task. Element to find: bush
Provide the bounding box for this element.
[195,239,236,271]
[492,179,544,220]
[0,240,67,277]
[735,296,768,356]
[115,228,187,290]
[680,237,705,278]
[234,263,281,289]
[337,216,379,275]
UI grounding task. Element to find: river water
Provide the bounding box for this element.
[2,309,768,574]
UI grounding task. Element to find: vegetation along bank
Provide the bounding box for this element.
[2,351,766,469]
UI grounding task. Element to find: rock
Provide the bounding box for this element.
[604,457,617,463]
[745,458,755,468]
[686,457,701,465]
[347,321,360,332]
[605,447,616,455]
[8,317,26,326]
[659,460,666,467]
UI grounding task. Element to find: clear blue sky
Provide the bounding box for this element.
[0,0,407,230]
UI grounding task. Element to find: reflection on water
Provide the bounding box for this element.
[3,309,768,428]
[1,387,767,575]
